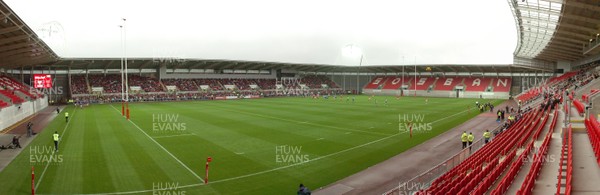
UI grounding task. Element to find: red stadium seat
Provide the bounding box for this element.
[492,78,512,92]
[364,76,387,89]
[463,77,492,92]
[434,77,462,91]
[409,77,435,90]
[382,77,406,90]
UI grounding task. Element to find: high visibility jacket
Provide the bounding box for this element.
[53,133,59,141]
[483,132,491,139]
[461,133,468,142]
[468,134,474,142]
[65,112,69,117]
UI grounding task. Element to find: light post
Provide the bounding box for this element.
[119,18,129,119]
[119,24,124,116]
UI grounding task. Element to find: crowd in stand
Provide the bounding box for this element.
[571,68,599,91]
[161,78,199,91]
[232,79,253,90]
[73,90,266,103]
[196,79,223,90]
[301,75,339,88]
[256,79,276,89]
[128,75,164,92]
[89,75,122,93]
[69,74,343,104]
[71,75,88,94]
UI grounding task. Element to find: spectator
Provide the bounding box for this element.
[12,136,21,148]
[297,184,311,195]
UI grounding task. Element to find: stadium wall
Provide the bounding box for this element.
[0,96,48,131]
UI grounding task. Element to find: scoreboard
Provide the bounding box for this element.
[33,74,52,88]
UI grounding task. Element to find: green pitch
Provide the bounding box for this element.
[0,96,502,194]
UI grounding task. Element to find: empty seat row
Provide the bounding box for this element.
[557,125,573,195]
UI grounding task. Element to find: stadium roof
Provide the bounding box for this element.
[0,0,58,68]
[50,58,543,74]
[510,0,600,62]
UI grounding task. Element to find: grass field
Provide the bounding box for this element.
[0,96,502,194]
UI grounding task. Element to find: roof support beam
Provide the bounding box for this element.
[536,55,577,62]
[558,23,597,34]
[543,44,582,54]
[0,25,23,34]
[564,1,600,12]
[550,35,586,44]
[0,46,37,57]
[2,54,50,66]
[2,51,46,62]
[0,42,31,53]
[536,51,579,61]
[0,13,11,22]
[556,30,595,40]
[538,49,582,58]
[0,34,29,46]
[563,14,600,26]
[549,40,584,50]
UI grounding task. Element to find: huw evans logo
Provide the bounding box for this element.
[397,181,431,195]
[523,147,556,164]
[275,145,309,164]
[152,113,187,133]
[29,86,64,95]
[29,145,63,165]
[152,182,185,195]
[398,114,432,134]
[276,78,310,95]
[151,48,187,65]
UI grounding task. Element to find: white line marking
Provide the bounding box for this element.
[152,133,195,139]
[36,108,76,190]
[317,138,324,140]
[109,105,205,183]
[71,103,473,195]
[235,152,245,155]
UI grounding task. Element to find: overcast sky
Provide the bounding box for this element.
[6,0,517,66]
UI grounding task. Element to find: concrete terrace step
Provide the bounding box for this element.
[570,118,585,123]
[533,110,565,195]
[571,124,587,133]
[572,132,600,194]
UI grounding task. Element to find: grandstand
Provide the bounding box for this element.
[0,0,600,195]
